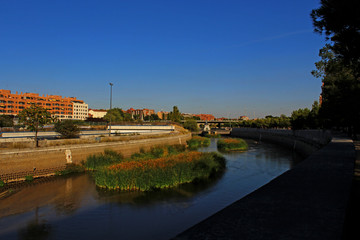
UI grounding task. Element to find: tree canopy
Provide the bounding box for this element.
[0,115,14,128]
[168,106,182,122]
[18,105,55,146]
[290,101,320,130]
[144,114,160,121]
[104,108,132,123]
[311,0,360,75]
[183,119,199,132]
[311,1,360,137]
[312,45,359,132]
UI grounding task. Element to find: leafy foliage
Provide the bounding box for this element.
[18,104,55,146]
[25,175,33,182]
[238,115,291,129]
[0,179,5,187]
[290,101,320,130]
[56,163,85,176]
[54,120,80,138]
[144,114,160,121]
[104,108,132,123]
[311,0,360,75]
[168,106,182,122]
[183,119,199,132]
[311,1,360,137]
[312,45,360,134]
[0,115,14,127]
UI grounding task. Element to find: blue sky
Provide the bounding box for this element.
[0,0,325,118]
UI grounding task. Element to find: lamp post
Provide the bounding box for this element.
[109,83,113,136]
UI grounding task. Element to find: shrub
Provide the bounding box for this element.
[55,163,85,176]
[0,179,5,187]
[54,120,80,138]
[25,175,34,182]
[217,138,248,152]
[183,119,199,132]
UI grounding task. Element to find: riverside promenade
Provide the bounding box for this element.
[173,136,355,239]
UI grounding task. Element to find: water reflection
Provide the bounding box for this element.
[0,174,97,219]
[0,138,301,240]
[96,171,224,207]
[18,208,52,240]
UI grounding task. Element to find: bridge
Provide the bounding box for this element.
[181,120,238,128]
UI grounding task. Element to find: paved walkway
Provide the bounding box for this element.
[173,137,355,240]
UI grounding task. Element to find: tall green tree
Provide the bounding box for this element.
[183,119,199,132]
[144,114,160,121]
[104,108,132,123]
[312,45,359,134]
[168,106,182,122]
[311,1,360,137]
[290,101,320,130]
[311,0,360,76]
[18,105,55,147]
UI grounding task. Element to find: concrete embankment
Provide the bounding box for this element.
[174,130,355,240]
[231,128,332,157]
[0,133,191,182]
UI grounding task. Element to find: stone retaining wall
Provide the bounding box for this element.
[0,133,191,182]
[174,134,355,240]
[231,128,332,157]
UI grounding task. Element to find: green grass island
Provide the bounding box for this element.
[217,138,248,152]
[84,144,225,191]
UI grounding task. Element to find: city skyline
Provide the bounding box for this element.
[0,0,325,118]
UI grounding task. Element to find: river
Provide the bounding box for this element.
[0,138,301,240]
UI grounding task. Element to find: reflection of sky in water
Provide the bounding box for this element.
[0,138,301,240]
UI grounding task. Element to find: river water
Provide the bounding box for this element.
[0,138,301,240]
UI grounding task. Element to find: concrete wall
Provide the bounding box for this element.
[231,128,332,157]
[0,133,191,182]
[174,136,355,240]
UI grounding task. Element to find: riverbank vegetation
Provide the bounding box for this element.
[217,138,248,152]
[94,151,225,191]
[187,136,210,150]
[55,163,85,176]
[0,179,4,187]
[84,143,225,191]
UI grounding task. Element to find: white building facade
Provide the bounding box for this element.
[72,102,89,120]
[89,109,107,118]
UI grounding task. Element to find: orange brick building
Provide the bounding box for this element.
[126,108,155,119]
[0,89,88,120]
[195,114,215,121]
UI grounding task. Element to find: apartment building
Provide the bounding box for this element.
[0,89,88,120]
[126,108,155,119]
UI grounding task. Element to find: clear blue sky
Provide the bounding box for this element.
[0,0,325,118]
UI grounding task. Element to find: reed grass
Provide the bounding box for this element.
[217,138,248,152]
[187,136,210,150]
[84,149,124,170]
[94,151,225,191]
[55,163,85,176]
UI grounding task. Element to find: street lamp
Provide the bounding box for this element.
[109,83,113,136]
